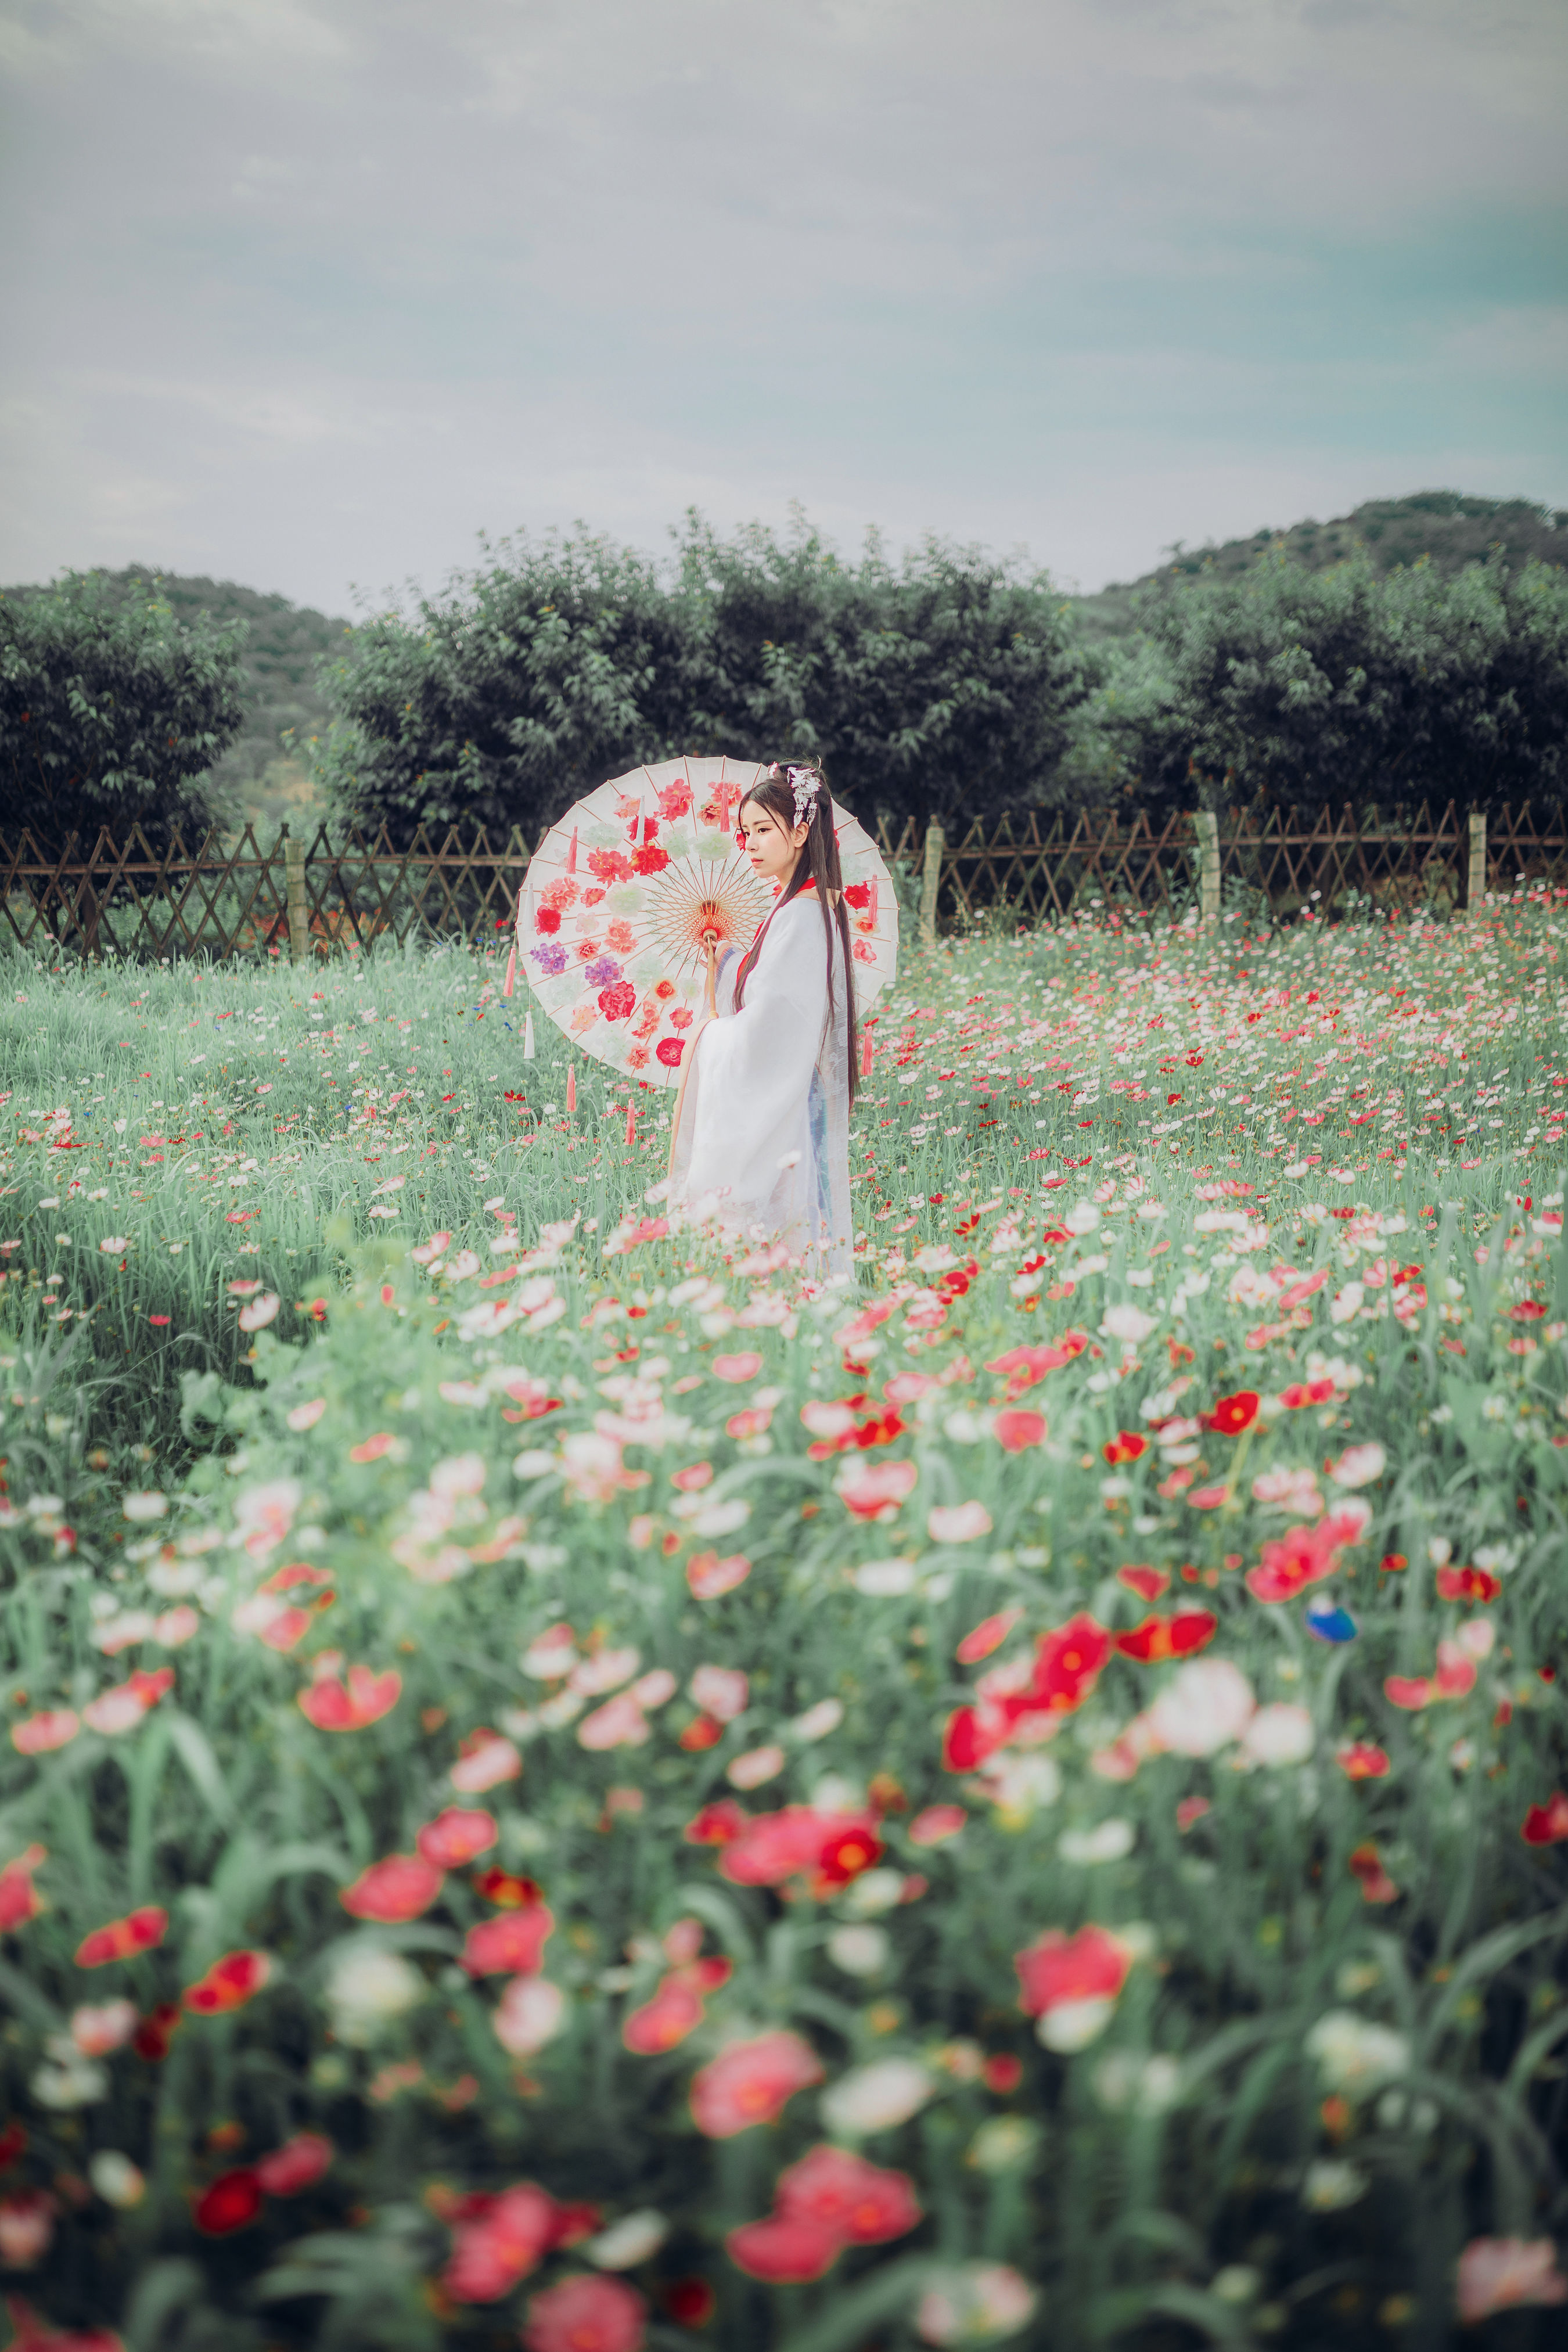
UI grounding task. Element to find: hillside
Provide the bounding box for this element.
[0,567,351,835]
[1070,490,1568,645]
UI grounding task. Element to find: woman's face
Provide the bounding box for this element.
[739,799,810,883]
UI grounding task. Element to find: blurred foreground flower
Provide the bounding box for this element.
[1015,1925,1132,2051]
[523,2272,646,2352]
[727,2144,920,2282]
[918,2261,1039,2344]
[1456,2238,1568,2324]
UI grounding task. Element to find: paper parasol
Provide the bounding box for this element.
[510,755,898,1089]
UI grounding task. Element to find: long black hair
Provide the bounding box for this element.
[732,761,859,1104]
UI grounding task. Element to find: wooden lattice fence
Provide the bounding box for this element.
[1,804,1564,963]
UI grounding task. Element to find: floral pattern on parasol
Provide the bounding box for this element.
[516,756,898,1088]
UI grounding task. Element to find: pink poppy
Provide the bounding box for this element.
[1015,1925,1131,2016]
[523,2274,647,2352]
[726,2211,841,2283]
[909,1805,968,1847]
[11,1710,80,1756]
[623,1973,706,2055]
[451,1731,523,1790]
[775,2144,922,2245]
[712,1353,763,1383]
[690,1664,749,1722]
[689,2030,824,2137]
[993,1409,1047,1452]
[297,1664,401,1731]
[1456,2238,1568,2324]
[718,1806,876,1889]
[442,2182,559,2303]
[0,1844,45,1932]
[416,1808,498,1868]
[254,2132,333,2196]
[460,1904,555,1977]
[687,1551,751,1599]
[833,1458,918,1522]
[578,1693,650,1750]
[927,1501,993,1545]
[956,1608,1023,1664]
[339,1854,445,1923]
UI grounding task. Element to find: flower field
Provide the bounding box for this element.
[1,893,1566,2352]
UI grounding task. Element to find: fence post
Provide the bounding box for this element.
[1195,809,1220,923]
[285,833,310,965]
[920,820,945,941]
[1467,810,1487,911]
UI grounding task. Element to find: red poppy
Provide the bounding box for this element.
[1101,1430,1147,1465]
[75,1904,168,1967]
[1112,1610,1218,1663]
[684,1799,748,1846]
[193,2168,262,2234]
[1522,1793,1568,1846]
[1203,1390,1259,1436]
[1117,1566,1170,1602]
[132,2002,181,2061]
[182,1950,272,2015]
[1336,1742,1391,1779]
[1436,1566,1502,1603]
[472,1868,542,1908]
[663,2279,716,2326]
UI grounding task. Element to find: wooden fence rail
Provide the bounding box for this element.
[1,805,1565,964]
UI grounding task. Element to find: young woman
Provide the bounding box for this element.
[668,761,858,1276]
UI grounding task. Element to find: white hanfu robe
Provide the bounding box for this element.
[668,892,853,1277]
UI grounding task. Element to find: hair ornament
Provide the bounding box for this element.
[786,763,822,827]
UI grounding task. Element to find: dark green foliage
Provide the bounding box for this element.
[0,573,246,855]
[315,531,693,847]
[320,519,1089,838]
[1089,552,1568,818]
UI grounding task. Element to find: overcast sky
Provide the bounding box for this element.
[1,0,1564,614]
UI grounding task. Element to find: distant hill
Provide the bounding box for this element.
[1071,491,1568,645]
[0,567,352,835]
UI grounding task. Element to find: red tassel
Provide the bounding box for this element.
[861,1027,874,1078]
[566,1066,576,1116]
[625,1105,635,1148]
[502,942,517,999]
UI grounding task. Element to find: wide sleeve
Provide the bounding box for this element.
[668,901,831,1227]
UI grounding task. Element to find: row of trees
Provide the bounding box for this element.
[3,520,1567,854]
